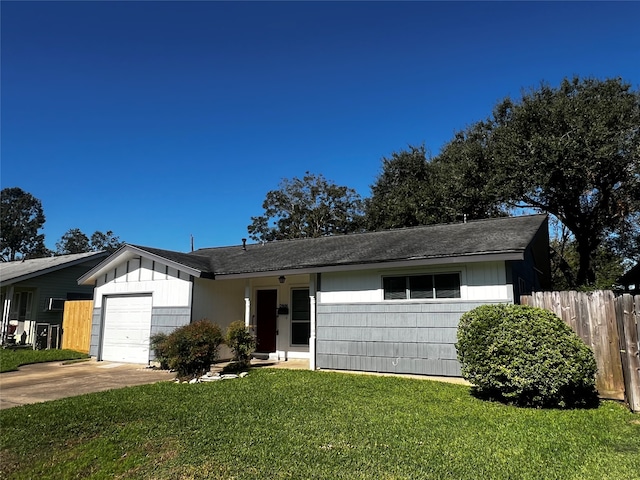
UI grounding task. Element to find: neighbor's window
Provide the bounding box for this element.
[383,273,461,300]
[291,288,311,346]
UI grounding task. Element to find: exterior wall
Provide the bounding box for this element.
[192,277,246,360]
[89,257,192,360]
[319,262,512,304]
[316,262,512,376]
[1,263,99,345]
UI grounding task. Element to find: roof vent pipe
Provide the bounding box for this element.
[242,238,247,250]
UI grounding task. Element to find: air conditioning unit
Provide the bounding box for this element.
[46,298,65,312]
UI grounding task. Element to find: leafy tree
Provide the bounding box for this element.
[486,76,640,286]
[365,144,506,231]
[56,228,91,255]
[90,230,123,253]
[365,145,442,230]
[0,187,47,261]
[434,123,509,221]
[56,228,123,255]
[549,223,626,291]
[248,172,365,242]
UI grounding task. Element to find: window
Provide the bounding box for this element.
[291,289,310,346]
[383,273,460,300]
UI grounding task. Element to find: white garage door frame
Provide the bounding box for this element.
[100,294,153,364]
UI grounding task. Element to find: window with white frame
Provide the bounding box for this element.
[291,288,311,346]
[383,273,461,300]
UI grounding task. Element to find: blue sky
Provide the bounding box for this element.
[2,1,638,252]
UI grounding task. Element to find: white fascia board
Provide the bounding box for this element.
[212,251,525,280]
[77,245,202,285]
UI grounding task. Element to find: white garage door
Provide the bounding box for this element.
[102,295,152,364]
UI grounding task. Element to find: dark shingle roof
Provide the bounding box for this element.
[172,214,547,277]
[129,245,213,273]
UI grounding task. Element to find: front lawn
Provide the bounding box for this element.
[0,348,88,373]
[1,369,639,480]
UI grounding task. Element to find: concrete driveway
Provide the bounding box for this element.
[0,359,175,410]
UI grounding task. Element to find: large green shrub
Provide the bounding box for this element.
[225,320,256,368]
[456,304,597,408]
[163,320,223,378]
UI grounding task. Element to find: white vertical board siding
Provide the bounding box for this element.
[90,258,193,361]
[94,259,191,308]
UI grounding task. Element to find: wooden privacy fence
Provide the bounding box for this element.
[521,291,640,412]
[61,300,93,354]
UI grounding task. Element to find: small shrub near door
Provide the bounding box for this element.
[225,320,256,369]
[163,320,223,378]
[149,332,170,370]
[455,304,598,408]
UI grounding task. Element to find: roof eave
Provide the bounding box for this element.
[210,251,526,280]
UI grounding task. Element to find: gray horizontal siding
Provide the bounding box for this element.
[316,301,502,377]
[89,307,101,357]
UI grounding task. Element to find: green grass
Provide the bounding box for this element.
[1,369,639,480]
[0,348,89,373]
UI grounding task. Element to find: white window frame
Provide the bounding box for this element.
[290,288,311,347]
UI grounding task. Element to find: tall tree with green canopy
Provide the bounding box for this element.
[56,228,91,255]
[248,172,365,242]
[365,145,441,230]
[365,143,506,231]
[55,228,124,255]
[89,230,123,253]
[0,187,47,261]
[486,76,640,286]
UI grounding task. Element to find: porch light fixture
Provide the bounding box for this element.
[278,275,286,284]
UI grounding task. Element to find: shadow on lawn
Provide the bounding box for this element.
[469,385,601,410]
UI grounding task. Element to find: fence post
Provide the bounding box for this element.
[615,294,640,412]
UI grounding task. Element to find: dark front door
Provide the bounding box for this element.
[256,289,277,352]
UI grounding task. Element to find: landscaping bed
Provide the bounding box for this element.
[1,369,638,479]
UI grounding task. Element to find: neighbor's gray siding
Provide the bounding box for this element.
[90,305,191,360]
[316,301,503,376]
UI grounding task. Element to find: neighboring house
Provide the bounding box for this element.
[79,214,550,376]
[1,252,108,349]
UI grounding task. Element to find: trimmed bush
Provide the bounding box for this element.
[163,320,223,378]
[225,320,256,368]
[149,332,170,370]
[456,304,597,408]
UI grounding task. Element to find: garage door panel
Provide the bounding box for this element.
[102,296,152,364]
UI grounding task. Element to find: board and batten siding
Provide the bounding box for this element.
[316,262,512,376]
[89,257,192,360]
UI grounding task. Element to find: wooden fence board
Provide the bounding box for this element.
[615,294,640,412]
[61,300,93,354]
[521,291,625,401]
